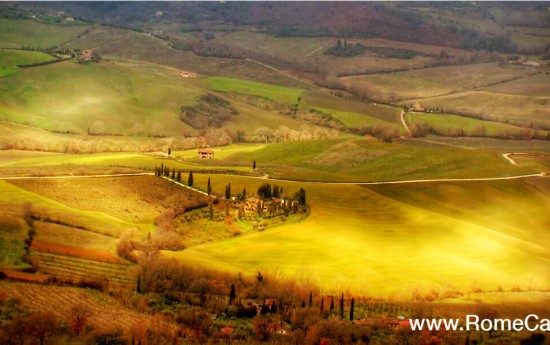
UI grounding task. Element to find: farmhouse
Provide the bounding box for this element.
[77,49,97,63]
[411,102,425,112]
[181,71,198,78]
[198,148,214,159]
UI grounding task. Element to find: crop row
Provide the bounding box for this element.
[31,252,134,286]
[0,282,146,331]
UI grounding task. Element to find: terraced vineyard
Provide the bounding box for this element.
[0,282,150,331]
[30,251,134,287]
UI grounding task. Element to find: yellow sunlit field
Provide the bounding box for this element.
[1,5,549,343]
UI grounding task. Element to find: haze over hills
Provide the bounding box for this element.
[0,2,550,344]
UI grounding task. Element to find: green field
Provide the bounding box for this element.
[302,90,402,124]
[218,139,534,182]
[408,112,548,138]
[209,77,304,104]
[311,106,400,130]
[168,174,550,297]
[0,19,90,49]
[0,49,57,77]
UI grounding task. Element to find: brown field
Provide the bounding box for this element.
[483,72,550,97]
[33,221,119,251]
[341,62,541,101]
[63,25,311,89]
[30,251,133,286]
[0,282,160,332]
[9,176,210,223]
[414,91,550,129]
[0,269,51,284]
[211,31,473,76]
[30,240,127,265]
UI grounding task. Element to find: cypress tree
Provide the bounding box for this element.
[339,293,344,319]
[225,183,231,199]
[320,297,324,313]
[330,296,334,311]
[160,163,164,174]
[242,188,247,200]
[253,160,256,170]
[308,292,313,307]
[171,168,175,179]
[229,283,236,304]
[168,147,171,156]
[350,297,355,321]
[177,171,181,182]
[207,177,211,195]
[188,171,194,186]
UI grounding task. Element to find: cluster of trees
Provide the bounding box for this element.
[0,135,203,154]
[180,93,238,130]
[249,125,340,144]
[324,39,367,58]
[154,163,195,187]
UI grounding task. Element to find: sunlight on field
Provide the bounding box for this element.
[209,77,304,104]
[167,175,550,298]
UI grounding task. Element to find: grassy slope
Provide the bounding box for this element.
[0,19,90,49]
[341,63,540,100]
[0,180,154,237]
[62,25,312,89]
[415,91,550,129]
[0,59,309,136]
[408,112,548,137]
[209,77,304,104]
[483,72,550,97]
[168,174,550,297]
[302,90,402,124]
[0,60,203,135]
[222,139,534,182]
[0,49,56,77]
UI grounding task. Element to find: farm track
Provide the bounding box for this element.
[0,159,547,185]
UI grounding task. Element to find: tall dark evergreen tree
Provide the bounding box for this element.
[350,297,355,321]
[177,171,181,182]
[188,171,194,186]
[339,293,344,319]
[171,168,175,179]
[253,160,256,170]
[273,185,279,198]
[242,188,247,200]
[225,183,231,199]
[168,147,171,156]
[229,283,236,304]
[207,177,211,195]
[320,297,324,313]
[308,292,313,307]
[330,296,334,312]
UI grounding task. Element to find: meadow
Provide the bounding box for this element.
[8,176,210,223]
[415,91,550,129]
[168,174,550,298]
[0,49,57,77]
[407,112,548,138]
[217,139,534,182]
[0,19,90,49]
[208,77,304,104]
